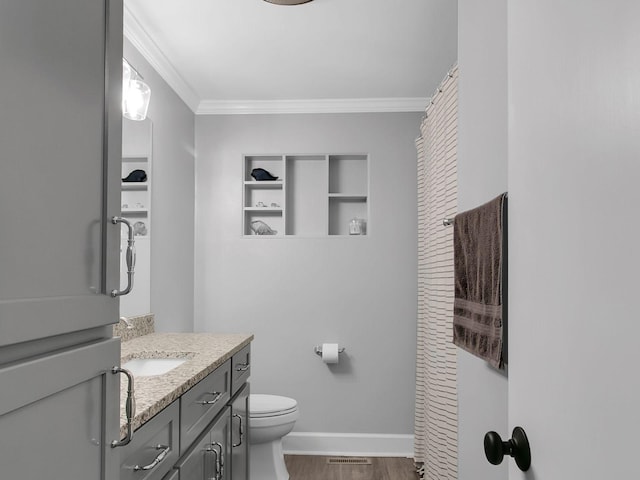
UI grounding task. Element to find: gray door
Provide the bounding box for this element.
[0,0,123,345]
[0,338,121,479]
[507,1,640,478]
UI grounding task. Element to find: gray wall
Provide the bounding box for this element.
[457,1,508,479]
[124,38,195,332]
[194,113,420,434]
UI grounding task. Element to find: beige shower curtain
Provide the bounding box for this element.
[414,65,458,480]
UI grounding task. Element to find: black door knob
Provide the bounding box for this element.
[484,426,531,472]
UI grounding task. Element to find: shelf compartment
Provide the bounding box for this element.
[328,197,368,236]
[244,185,283,209]
[285,155,327,236]
[243,211,283,236]
[328,154,368,195]
[244,155,284,182]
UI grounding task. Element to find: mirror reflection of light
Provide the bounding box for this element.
[122,59,151,121]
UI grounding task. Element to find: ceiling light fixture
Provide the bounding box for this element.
[122,58,151,121]
[263,0,314,5]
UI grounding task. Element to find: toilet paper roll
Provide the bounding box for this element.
[322,343,340,364]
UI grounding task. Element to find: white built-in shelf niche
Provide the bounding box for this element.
[243,154,368,237]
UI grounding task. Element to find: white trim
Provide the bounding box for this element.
[282,432,414,458]
[196,97,429,115]
[123,6,428,116]
[123,4,200,112]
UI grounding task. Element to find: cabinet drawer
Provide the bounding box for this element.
[231,344,251,394]
[180,360,231,455]
[120,401,179,480]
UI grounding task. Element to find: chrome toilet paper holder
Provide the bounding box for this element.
[313,345,346,356]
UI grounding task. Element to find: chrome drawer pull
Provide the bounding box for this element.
[133,444,170,471]
[111,216,136,297]
[197,391,223,405]
[110,366,135,448]
[235,363,249,372]
[232,414,244,447]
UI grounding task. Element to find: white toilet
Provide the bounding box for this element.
[249,394,299,480]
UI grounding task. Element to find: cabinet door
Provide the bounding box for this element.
[0,338,120,480]
[230,383,250,480]
[0,0,123,346]
[176,408,231,480]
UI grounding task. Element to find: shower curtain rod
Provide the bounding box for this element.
[421,64,457,121]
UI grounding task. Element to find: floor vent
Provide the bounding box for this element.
[326,457,372,465]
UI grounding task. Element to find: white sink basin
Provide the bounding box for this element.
[122,357,186,377]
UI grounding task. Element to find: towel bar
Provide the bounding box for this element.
[443,218,454,227]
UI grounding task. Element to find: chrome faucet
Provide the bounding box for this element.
[120,316,134,330]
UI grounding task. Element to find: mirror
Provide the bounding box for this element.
[120,117,152,317]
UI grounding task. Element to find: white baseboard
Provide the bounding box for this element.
[282,432,414,458]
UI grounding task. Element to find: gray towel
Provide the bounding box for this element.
[452,193,506,369]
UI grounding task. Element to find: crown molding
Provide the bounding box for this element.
[124,6,428,116]
[196,97,429,115]
[123,4,200,112]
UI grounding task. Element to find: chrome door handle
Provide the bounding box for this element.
[232,413,244,447]
[133,444,170,471]
[197,391,223,405]
[205,443,220,480]
[111,216,136,297]
[110,366,135,447]
[208,442,224,480]
[235,363,249,372]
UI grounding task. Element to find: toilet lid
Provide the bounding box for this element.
[250,394,298,418]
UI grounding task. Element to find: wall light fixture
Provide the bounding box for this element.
[122,58,151,121]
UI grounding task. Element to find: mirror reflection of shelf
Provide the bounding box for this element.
[242,153,368,237]
[121,182,148,190]
[121,208,148,215]
[120,117,152,317]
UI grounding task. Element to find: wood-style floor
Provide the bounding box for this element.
[284,455,420,480]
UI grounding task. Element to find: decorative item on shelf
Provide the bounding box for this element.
[270,202,280,208]
[256,201,267,207]
[133,221,147,236]
[250,220,277,235]
[250,168,278,181]
[122,169,147,182]
[349,218,366,235]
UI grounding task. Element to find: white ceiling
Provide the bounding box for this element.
[124,0,458,114]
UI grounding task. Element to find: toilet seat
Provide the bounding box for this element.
[250,394,298,418]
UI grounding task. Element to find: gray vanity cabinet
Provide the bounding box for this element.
[175,407,232,480]
[0,339,121,479]
[0,1,124,479]
[0,0,123,346]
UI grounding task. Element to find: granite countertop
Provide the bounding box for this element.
[118,332,253,439]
